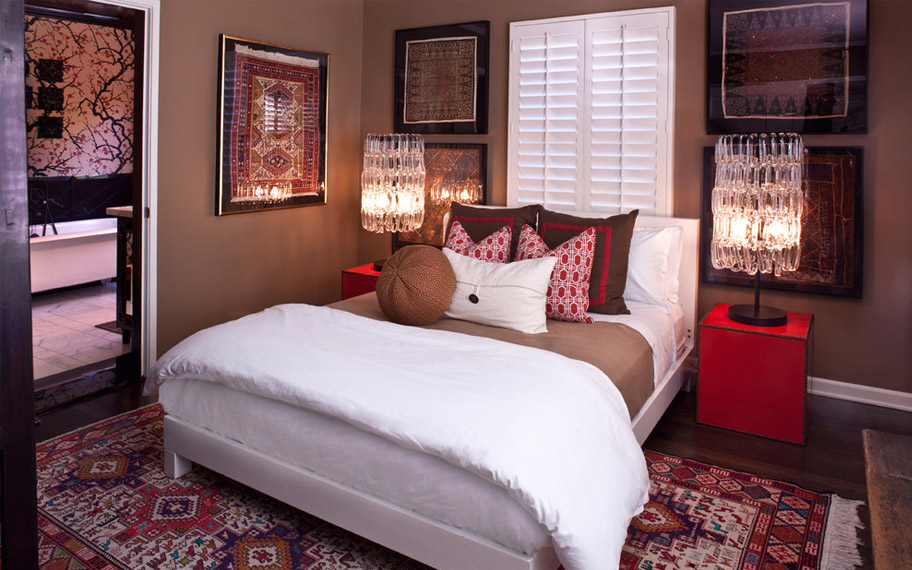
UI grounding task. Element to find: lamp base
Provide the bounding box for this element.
[727,304,788,327]
[372,258,387,272]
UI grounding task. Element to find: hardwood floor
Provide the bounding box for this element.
[36,381,912,568]
[35,375,154,442]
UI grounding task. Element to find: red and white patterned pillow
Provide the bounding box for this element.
[444,220,510,263]
[515,224,596,323]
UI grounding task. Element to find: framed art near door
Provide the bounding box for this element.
[394,21,489,134]
[707,0,868,134]
[216,35,328,215]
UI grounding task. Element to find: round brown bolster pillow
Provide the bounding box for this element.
[376,245,456,326]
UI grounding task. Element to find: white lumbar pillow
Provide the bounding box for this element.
[443,247,557,334]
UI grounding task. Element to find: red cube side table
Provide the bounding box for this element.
[697,303,813,445]
[341,263,381,300]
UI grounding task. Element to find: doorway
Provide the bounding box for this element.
[1,0,159,564]
[24,0,144,407]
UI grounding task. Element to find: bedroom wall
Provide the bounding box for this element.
[358,0,912,395]
[156,0,364,353]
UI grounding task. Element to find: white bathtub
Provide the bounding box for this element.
[30,218,117,293]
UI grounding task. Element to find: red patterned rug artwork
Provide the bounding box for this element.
[230,48,321,197]
[31,405,862,570]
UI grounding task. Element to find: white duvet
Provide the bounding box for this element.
[150,303,649,570]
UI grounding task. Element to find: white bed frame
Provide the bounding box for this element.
[164,215,699,570]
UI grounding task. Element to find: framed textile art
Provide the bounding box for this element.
[394,21,490,134]
[216,35,328,215]
[393,143,487,249]
[701,146,864,297]
[707,0,868,134]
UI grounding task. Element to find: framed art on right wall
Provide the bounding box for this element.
[701,146,864,297]
[707,0,868,134]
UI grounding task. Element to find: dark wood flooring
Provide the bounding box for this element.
[36,381,912,569]
[35,378,155,442]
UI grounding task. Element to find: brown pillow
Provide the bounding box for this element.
[446,203,539,261]
[376,245,456,326]
[537,208,639,314]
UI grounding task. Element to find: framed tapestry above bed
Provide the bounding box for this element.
[707,0,869,134]
[216,35,328,215]
[701,146,864,297]
[393,143,487,249]
[394,21,489,134]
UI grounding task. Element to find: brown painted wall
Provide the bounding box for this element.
[157,0,364,354]
[358,0,912,393]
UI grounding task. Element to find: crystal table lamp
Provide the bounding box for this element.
[360,133,426,234]
[710,133,805,327]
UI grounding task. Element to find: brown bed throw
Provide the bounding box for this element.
[330,293,655,419]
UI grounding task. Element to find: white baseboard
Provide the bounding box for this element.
[809,377,912,413]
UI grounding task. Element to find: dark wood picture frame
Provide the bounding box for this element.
[707,0,868,134]
[216,35,328,215]
[394,143,487,249]
[394,21,489,134]
[701,146,864,297]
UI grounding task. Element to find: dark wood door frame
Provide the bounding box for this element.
[0,0,40,567]
[131,7,145,355]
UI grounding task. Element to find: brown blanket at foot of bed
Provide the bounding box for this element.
[330,293,654,419]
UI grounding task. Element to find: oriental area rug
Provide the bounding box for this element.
[30,405,863,570]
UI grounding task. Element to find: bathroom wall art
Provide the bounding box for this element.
[25,14,135,177]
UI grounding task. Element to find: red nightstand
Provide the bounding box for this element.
[341,263,381,300]
[697,303,813,444]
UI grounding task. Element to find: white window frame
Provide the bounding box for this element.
[508,6,675,216]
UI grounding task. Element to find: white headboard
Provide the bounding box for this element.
[542,211,699,346]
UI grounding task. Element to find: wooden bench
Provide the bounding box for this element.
[863,429,912,569]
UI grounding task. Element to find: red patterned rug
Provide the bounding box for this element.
[33,405,863,569]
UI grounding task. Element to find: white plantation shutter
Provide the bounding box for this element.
[508,8,675,217]
[510,21,585,209]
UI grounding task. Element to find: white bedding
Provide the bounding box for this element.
[161,379,551,554]
[151,303,649,570]
[590,299,685,386]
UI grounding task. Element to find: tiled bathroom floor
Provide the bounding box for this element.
[32,282,131,380]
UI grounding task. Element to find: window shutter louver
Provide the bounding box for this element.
[586,14,670,216]
[510,21,585,209]
[508,8,674,217]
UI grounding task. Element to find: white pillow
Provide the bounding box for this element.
[665,227,684,303]
[624,226,683,311]
[443,247,557,334]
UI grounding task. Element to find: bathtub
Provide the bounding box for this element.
[30,218,117,293]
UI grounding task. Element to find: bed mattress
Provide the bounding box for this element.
[158,299,683,557]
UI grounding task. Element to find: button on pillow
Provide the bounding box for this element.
[442,247,556,334]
